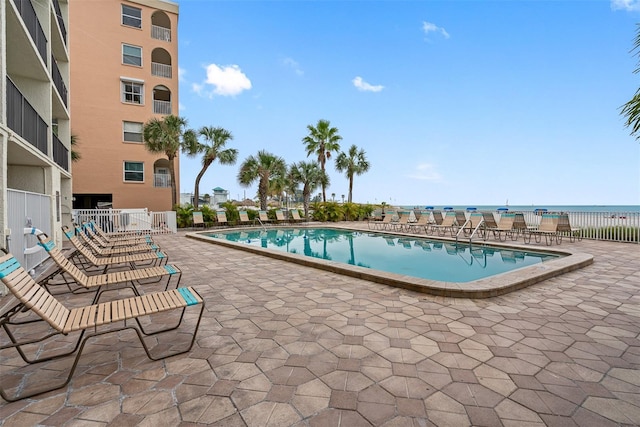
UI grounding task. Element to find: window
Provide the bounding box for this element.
[123,44,142,66]
[124,161,144,182]
[122,4,142,28]
[122,80,143,104]
[123,121,143,142]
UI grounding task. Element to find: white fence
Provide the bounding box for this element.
[517,210,639,243]
[73,209,177,234]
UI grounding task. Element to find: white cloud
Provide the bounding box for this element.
[178,67,187,82]
[352,76,384,92]
[611,0,640,10]
[422,21,450,39]
[283,57,304,76]
[407,163,443,182]
[197,64,252,97]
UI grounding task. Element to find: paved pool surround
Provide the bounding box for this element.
[188,223,593,298]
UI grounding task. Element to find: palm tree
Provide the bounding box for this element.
[189,126,238,210]
[289,161,328,219]
[621,24,640,140]
[143,115,197,208]
[237,150,286,210]
[302,119,342,202]
[70,134,81,162]
[335,144,370,203]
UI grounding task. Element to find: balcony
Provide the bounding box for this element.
[151,62,172,78]
[14,0,47,64]
[6,77,48,155]
[153,100,171,115]
[154,173,171,188]
[52,0,67,45]
[53,133,69,172]
[51,55,68,107]
[151,25,171,42]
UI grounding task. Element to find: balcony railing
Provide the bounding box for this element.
[154,173,171,188]
[51,55,68,107]
[151,25,171,42]
[153,100,172,115]
[52,0,67,44]
[14,0,47,63]
[53,133,69,171]
[6,77,48,155]
[151,62,172,78]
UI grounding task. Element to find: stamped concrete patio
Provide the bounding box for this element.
[1,224,639,426]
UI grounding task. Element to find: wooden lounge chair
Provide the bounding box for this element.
[73,225,159,256]
[90,220,152,241]
[36,233,181,299]
[193,211,205,229]
[62,226,168,273]
[524,213,560,245]
[0,248,204,402]
[83,223,152,248]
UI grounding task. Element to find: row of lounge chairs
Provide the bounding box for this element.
[0,221,204,401]
[194,209,306,229]
[369,210,582,245]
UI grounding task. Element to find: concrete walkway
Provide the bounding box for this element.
[1,226,639,426]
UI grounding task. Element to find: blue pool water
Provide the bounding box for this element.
[205,228,561,283]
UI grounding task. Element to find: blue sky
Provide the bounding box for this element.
[175,0,640,207]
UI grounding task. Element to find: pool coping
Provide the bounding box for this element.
[186,225,594,298]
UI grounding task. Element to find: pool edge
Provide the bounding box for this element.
[185,226,594,299]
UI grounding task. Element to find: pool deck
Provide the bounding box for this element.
[1,222,639,426]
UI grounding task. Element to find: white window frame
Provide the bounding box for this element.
[124,161,144,182]
[123,121,143,143]
[121,79,144,105]
[122,44,142,67]
[122,4,142,28]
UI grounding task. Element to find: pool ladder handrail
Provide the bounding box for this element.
[455,218,485,244]
[255,218,267,232]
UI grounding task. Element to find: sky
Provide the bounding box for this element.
[174,0,640,207]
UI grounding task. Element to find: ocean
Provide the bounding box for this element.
[401,205,640,213]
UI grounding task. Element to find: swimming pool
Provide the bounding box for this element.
[189,225,593,297]
[204,228,558,282]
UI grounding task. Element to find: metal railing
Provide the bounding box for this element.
[151,24,171,41]
[153,99,171,115]
[151,62,172,78]
[13,0,47,63]
[52,133,69,171]
[6,77,48,155]
[153,173,171,188]
[73,209,177,234]
[51,55,68,107]
[52,0,67,44]
[450,210,640,243]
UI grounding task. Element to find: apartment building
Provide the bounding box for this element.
[70,0,179,211]
[0,0,72,266]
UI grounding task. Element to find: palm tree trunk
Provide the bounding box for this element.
[348,176,354,203]
[168,155,177,208]
[193,161,212,211]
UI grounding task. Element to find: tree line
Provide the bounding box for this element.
[142,116,370,219]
